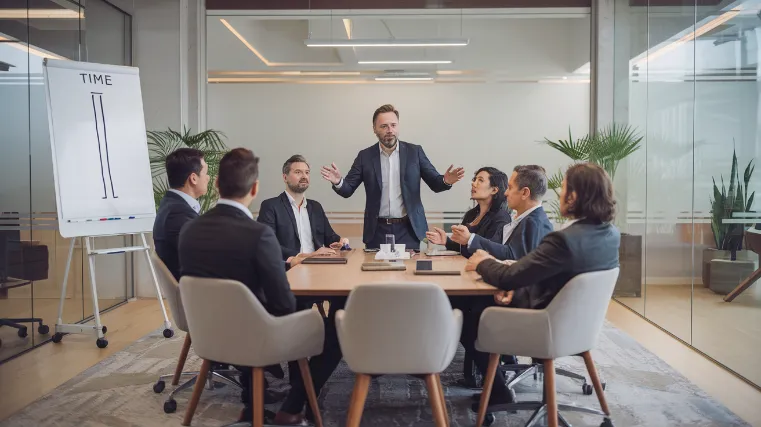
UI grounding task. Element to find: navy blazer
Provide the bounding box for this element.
[153,191,199,280]
[333,141,452,244]
[179,204,297,317]
[469,206,553,261]
[477,218,620,309]
[445,207,512,258]
[257,192,341,260]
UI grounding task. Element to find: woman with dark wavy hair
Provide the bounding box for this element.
[426,166,511,257]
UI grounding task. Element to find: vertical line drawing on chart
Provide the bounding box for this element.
[90,92,118,199]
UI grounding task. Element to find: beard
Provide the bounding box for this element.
[379,135,398,149]
[288,181,309,193]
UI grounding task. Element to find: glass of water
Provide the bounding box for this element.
[385,234,396,252]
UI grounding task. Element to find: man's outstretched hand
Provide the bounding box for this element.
[320,163,342,185]
[444,164,465,185]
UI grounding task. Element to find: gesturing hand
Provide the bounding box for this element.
[450,224,471,245]
[329,238,350,250]
[425,227,448,246]
[320,163,342,185]
[312,246,337,257]
[464,249,495,272]
[444,164,465,185]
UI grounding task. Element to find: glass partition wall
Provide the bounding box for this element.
[0,0,133,363]
[613,0,761,388]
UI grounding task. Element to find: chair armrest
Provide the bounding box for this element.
[475,306,553,359]
[269,308,325,361]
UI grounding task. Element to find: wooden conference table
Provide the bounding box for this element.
[287,249,498,297]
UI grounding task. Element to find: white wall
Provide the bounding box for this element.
[206,82,590,214]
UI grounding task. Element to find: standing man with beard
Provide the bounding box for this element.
[258,154,349,262]
[320,104,465,250]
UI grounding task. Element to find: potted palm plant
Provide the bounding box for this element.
[703,150,756,294]
[543,123,644,297]
[147,127,228,214]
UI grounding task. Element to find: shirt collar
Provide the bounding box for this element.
[561,217,583,229]
[513,204,542,223]
[216,198,253,219]
[378,141,399,156]
[168,189,201,213]
[285,191,307,208]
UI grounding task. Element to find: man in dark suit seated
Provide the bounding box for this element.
[257,154,348,262]
[178,148,342,425]
[153,148,208,280]
[320,104,465,249]
[449,165,554,387]
[464,162,621,410]
[449,165,554,261]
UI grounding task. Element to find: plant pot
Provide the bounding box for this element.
[708,258,756,295]
[614,234,642,298]
[702,248,755,288]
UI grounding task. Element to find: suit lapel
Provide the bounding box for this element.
[279,192,299,238]
[370,144,382,188]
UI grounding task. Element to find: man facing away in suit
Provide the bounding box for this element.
[463,162,621,411]
[320,104,466,250]
[178,148,343,425]
[257,154,348,262]
[153,148,208,280]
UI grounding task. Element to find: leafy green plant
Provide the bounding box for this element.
[147,127,228,213]
[545,170,566,223]
[710,149,755,252]
[542,123,643,223]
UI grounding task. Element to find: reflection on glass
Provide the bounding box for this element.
[0,0,132,363]
[613,0,761,388]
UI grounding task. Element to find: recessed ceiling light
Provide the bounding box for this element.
[358,60,453,65]
[305,39,469,48]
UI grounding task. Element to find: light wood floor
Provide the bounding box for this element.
[0,299,760,426]
[616,283,761,387]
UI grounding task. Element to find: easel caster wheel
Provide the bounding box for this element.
[164,399,177,413]
[153,380,166,393]
[600,417,614,427]
[38,324,50,335]
[483,413,495,426]
[17,327,28,338]
[52,333,63,343]
[163,329,174,338]
[96,338,108,349]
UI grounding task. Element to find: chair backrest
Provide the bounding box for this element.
[179,276,282,366]
[151,252,188,332]
[337,282,461,374]
[545,268,620,358]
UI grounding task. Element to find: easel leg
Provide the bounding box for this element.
[84,237,107,348]
[723,268,761,302]
[140,233,173,337]
[56,237,77,326]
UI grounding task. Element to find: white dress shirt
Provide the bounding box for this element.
[286,192,316,253]
[335,142,406,218]
[468,204,542,248]
[168,189,201,213]
[216,198,253,219]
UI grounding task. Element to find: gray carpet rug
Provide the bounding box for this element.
[0,322,748,427]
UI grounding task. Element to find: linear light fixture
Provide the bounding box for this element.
[358,60,452,65]
[0,35,66,60]
[0,9,83,19]
[375,77,434,81]
[305,38,469,48]
[635,7,741,68]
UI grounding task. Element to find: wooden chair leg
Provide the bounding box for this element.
[435,374,450,427]
[476,354,500,427]
[181,359,210,426]
[544,359,558,427]
[346,374,371,427]
[298,359,324,427]
[425,374,447,427]
[172,334,192,386]
[253,367,265,427]
[582,351,610,415]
